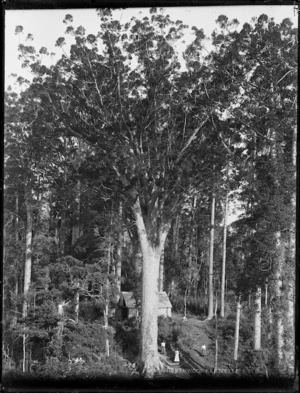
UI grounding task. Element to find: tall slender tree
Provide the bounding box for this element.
[220,191,228,318]
[208,194,216,319]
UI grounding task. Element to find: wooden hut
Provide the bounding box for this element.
[116,291,172,320]
[115,292,138,321]
[158,291,172,317]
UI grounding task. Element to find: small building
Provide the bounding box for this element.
[116,291,138,321]
[158,291,172,317]
[116,291,172,321]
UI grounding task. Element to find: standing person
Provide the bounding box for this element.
[161,341,166,355]
[201,344,206,356]
[174,349,180,362]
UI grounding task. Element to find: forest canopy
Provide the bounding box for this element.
[3,7,297,383]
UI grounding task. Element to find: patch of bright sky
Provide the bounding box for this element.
[5,5,297,89]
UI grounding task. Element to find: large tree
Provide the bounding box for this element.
[9,8,296,377]
[14,8,227,375]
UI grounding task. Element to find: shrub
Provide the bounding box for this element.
[62,321,108,361]
[239,348,269,376]
[115,322,140,361]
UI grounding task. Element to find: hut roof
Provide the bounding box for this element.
[121,292,136,308]
[119,291,172,309]
[158,292,172,309]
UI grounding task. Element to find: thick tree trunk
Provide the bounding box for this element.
[133,197,170,377]
[208,194,215,319]
[234,296,241,362]
[254,286,261,351]
[220,192,228,318]
[139,245,162,376]
[132,237,142,275]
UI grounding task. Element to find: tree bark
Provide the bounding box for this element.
[60,139,68,255]
[104,207,113,357]
[48,191,52,236]
[74,285,80,324]
[15,194,19,241]
[214,338,218,374]
[115,202,123,293]
[22,183,33,372]
[188,197,196,283]
[159,248,164,292]
[133,197,170,377]
[14,194,20,296]
[220,192,228,318]
[264,280,268,307]
[184,287,188,319]
[104,284,110,357]
[254,286,261,351]
[285,125,296,373]
[23,184,33,317]
[208,194,215,319]
[234,296,241,362]
[214,298,219,374]
[172,213,181,264]
[274,231,284,369]
[267,303,273,343]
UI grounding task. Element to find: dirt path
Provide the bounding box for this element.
[172,313,215,375]
[157,313,216,378]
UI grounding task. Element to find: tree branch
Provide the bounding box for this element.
[176,114,210,163]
